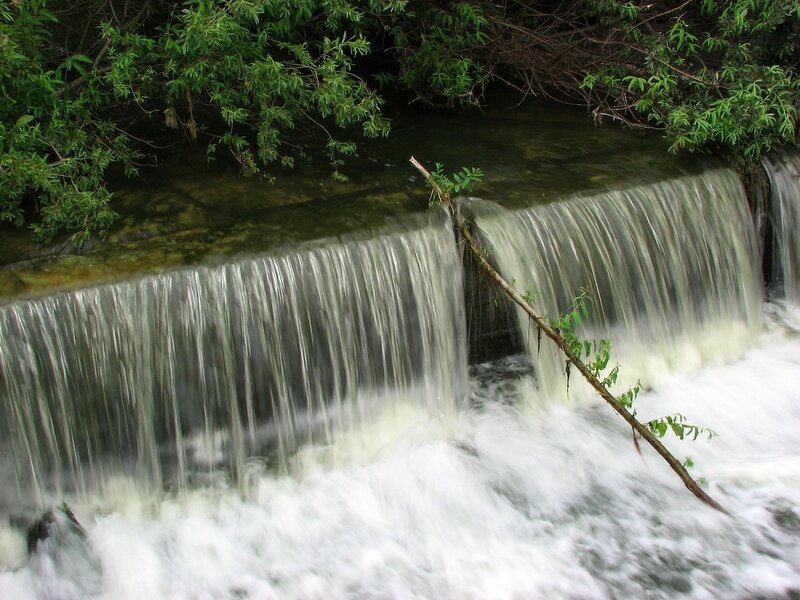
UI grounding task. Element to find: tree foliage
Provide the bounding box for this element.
[481,0,800,158]
[378,1,490,106]
[116,0,396,177]
[1,0,799,241]
[0,0,134,241]
[1,0,404,241]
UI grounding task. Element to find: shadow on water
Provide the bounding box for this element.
[0,94,712,302]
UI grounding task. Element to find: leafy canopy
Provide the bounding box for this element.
[0,0,406,241]
[575,0,800,157]
[2,0,799,241]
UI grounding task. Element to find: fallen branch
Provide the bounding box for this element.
[409,155,730,516]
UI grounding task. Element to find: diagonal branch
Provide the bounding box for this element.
[409,155,730,516]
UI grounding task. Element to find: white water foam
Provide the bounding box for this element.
[2,306,799,599]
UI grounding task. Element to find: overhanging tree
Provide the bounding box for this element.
[2,0,799,241]
[0,0,404,241]
[477,0,800,157]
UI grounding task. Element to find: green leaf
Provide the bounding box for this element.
[15,115,35,128]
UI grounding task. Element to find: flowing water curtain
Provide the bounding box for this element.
[762,149,800,303]
[471,169,763,401]
[0,218,467,503]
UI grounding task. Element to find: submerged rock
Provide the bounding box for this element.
[26,503,86,554]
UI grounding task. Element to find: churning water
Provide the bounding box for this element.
[1,158,800,598]
[2,316,800,599]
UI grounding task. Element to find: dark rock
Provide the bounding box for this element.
[26,503,86,554]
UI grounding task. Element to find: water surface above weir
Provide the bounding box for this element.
[0,95,710,302]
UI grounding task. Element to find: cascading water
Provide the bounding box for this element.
[3,156,800,599]
[471,168,763,400]
[0,215,467,506]
[762,149,800,302]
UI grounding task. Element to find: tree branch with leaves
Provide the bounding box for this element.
[410,155,730,515]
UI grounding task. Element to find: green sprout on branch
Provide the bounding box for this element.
[427,163,484,206]
[548,287,716,450]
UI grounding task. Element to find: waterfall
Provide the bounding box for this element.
[471,168,763,401]
[762,148,800,302]
[0,216,467,503]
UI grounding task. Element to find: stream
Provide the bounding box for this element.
[1,96,799,599]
